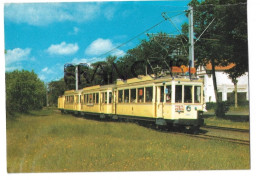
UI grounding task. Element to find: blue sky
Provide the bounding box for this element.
[4,1,191,82]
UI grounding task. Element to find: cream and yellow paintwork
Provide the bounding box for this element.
[58,75,204,122]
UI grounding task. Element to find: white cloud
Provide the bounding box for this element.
[104,6,116,20]
[4,3,102,26]
[71,57,105,66]
[42,67,48,72]
[5,48,31,71]
[5,48,31,64]
[68,27,79,35]
[41,67,53,74]
[111,49,125,57]
[47,42,79,55]
[39,74,46,81]
[85,38,113,56]
[85,38,125,57]
[5,65,23,72]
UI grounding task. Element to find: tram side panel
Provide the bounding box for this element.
[81,92,101,115]
[115,85,156,120]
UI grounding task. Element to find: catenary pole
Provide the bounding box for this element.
[75,65,78,91]
[188,6,194,68]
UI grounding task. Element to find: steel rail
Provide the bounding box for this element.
[203,125,249,133]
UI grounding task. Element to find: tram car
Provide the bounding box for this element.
[58,72,205,130]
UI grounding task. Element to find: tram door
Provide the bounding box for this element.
[100,92,106,113]
[74,95,81,111]
[112,89,117,114]
[155,85,164,118]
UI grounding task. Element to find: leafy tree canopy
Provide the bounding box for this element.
[6,70,46,115]
[187,0,248,78]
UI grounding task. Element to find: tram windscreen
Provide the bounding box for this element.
[195,86,201,103]
[175,85,182,103]
[184,86,192,103]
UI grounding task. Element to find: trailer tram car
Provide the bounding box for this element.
[58,74,205,130]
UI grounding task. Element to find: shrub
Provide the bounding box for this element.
[206,102,216,110]
[215,101,230,117]
[6,70,46,116]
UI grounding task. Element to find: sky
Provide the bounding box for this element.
[4,0,191,82]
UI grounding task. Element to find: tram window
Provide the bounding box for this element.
[70,96,74,103]
[145,87,153,102]
[96,93,99,104]
[166,85,172,103]
[109,92,112,104]
[184,86,192,103]
[138,88,144,103]
[104,92,107,103]
[93,93,96,104]
[124,89,129,103]
[175,85,182,103]
[160,86,164,103]
[80,95,82,103]
[118,90,123,103]
[84,94,87,104]
[194,86,201,103]
[131,89,136,103]
[90,94,94,103]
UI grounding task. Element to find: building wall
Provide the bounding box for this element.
[203,71,248,102]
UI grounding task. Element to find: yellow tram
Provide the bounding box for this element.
[58,74,205,129]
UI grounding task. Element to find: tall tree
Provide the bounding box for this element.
[187,0,248,106]
[117,32,188,78]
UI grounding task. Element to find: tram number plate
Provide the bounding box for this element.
[175,105,184,112]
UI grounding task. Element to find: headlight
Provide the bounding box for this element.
[186,105,191,112]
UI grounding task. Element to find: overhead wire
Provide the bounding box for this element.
[86,11,187,64]
[86,2,247,64]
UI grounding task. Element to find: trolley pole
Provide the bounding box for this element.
[188,6,194,68]
[75,65,78,91]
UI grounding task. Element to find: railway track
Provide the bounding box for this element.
[203,125,249,133]
[191,133,250,145]
[171,131,250,145]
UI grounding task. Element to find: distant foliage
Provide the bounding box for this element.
[6,70,46,115]
[48,79,67,106]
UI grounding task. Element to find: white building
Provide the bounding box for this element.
[196,63,249,103]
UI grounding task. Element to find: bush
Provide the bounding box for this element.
[206,102,216,110]
[215,101,230,117]
[6,70,46,116]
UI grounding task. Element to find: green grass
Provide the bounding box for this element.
[7,108,250,172]
[204,116,250,130]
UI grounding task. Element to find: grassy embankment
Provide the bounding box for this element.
[204,105,250,129]
[6,108,250,172]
